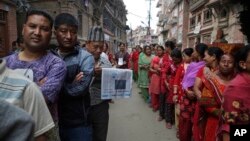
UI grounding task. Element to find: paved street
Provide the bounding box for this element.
[107,82,178,141]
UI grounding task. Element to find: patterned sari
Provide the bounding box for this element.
[218,73,250,140]
[138,53,153,101]
[179,61,205,141]
[195,67,227,141]
[159,53,171,119]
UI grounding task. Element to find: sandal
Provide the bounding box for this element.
[176,130,179,138]
[166,123,172,129]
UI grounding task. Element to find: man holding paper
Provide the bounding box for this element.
[85,26,112,141]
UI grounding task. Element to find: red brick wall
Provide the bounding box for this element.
[7,6,17,53]
[0,2,17,56]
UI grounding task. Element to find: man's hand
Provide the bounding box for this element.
[73,72,84,82]
[94,67,102,75]
[38,77,47,86]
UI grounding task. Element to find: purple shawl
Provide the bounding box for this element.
[182,61,205,89]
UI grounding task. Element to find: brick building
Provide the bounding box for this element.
[156,0,246,49]
[19,0,127,53]
[102,0,127,54]
[23,0,104,44]
[127,26,157,48]
[156,0,169,45]
[156,0,189,48]
[0,0,17,57]
[187,0,245,48]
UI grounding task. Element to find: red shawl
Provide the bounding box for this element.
[223,73,250,125]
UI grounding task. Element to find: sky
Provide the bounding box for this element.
[123,0,158,33]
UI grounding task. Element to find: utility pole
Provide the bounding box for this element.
[148,0,151,35]
[145,0,154,35]
[146,0,154,44]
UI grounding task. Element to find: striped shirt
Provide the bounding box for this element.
[0,60,54,137]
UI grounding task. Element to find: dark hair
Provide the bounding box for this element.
[206,47,224,62]
[25,9,53,29]
[48,44,57,50]
[82,43,86,48]
[195,43,208,58]
[54,13,78,30]
[235,45,250,72]
[171,48,182,59]
[16,36,24,46]
[183,48,193,57]
[104,42,109,49]
[143,45,151,52]
[157,45,164,51]
[119,42,125,47]
[12,41,16,46]
[138,46,142,51]
[165,41,175,50]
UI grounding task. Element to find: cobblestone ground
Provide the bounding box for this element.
[107,82,179,141]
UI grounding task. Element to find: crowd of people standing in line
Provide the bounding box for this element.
[1,8,250,141]
[0,9,131,141]
[129,40,250,141]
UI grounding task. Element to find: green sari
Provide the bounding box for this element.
[138,53,153,101]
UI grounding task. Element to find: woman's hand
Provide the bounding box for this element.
[173,95,178,103]
[186,90,196,100]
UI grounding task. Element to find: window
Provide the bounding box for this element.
[0,10,6,22]
[198,14,201,23]
[220,8,228,19]
[203,9,212,22]
[190,17,196,28]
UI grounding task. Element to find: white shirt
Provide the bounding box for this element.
[101,52,109,60]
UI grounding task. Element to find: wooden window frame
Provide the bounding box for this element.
[203,9,212,23]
